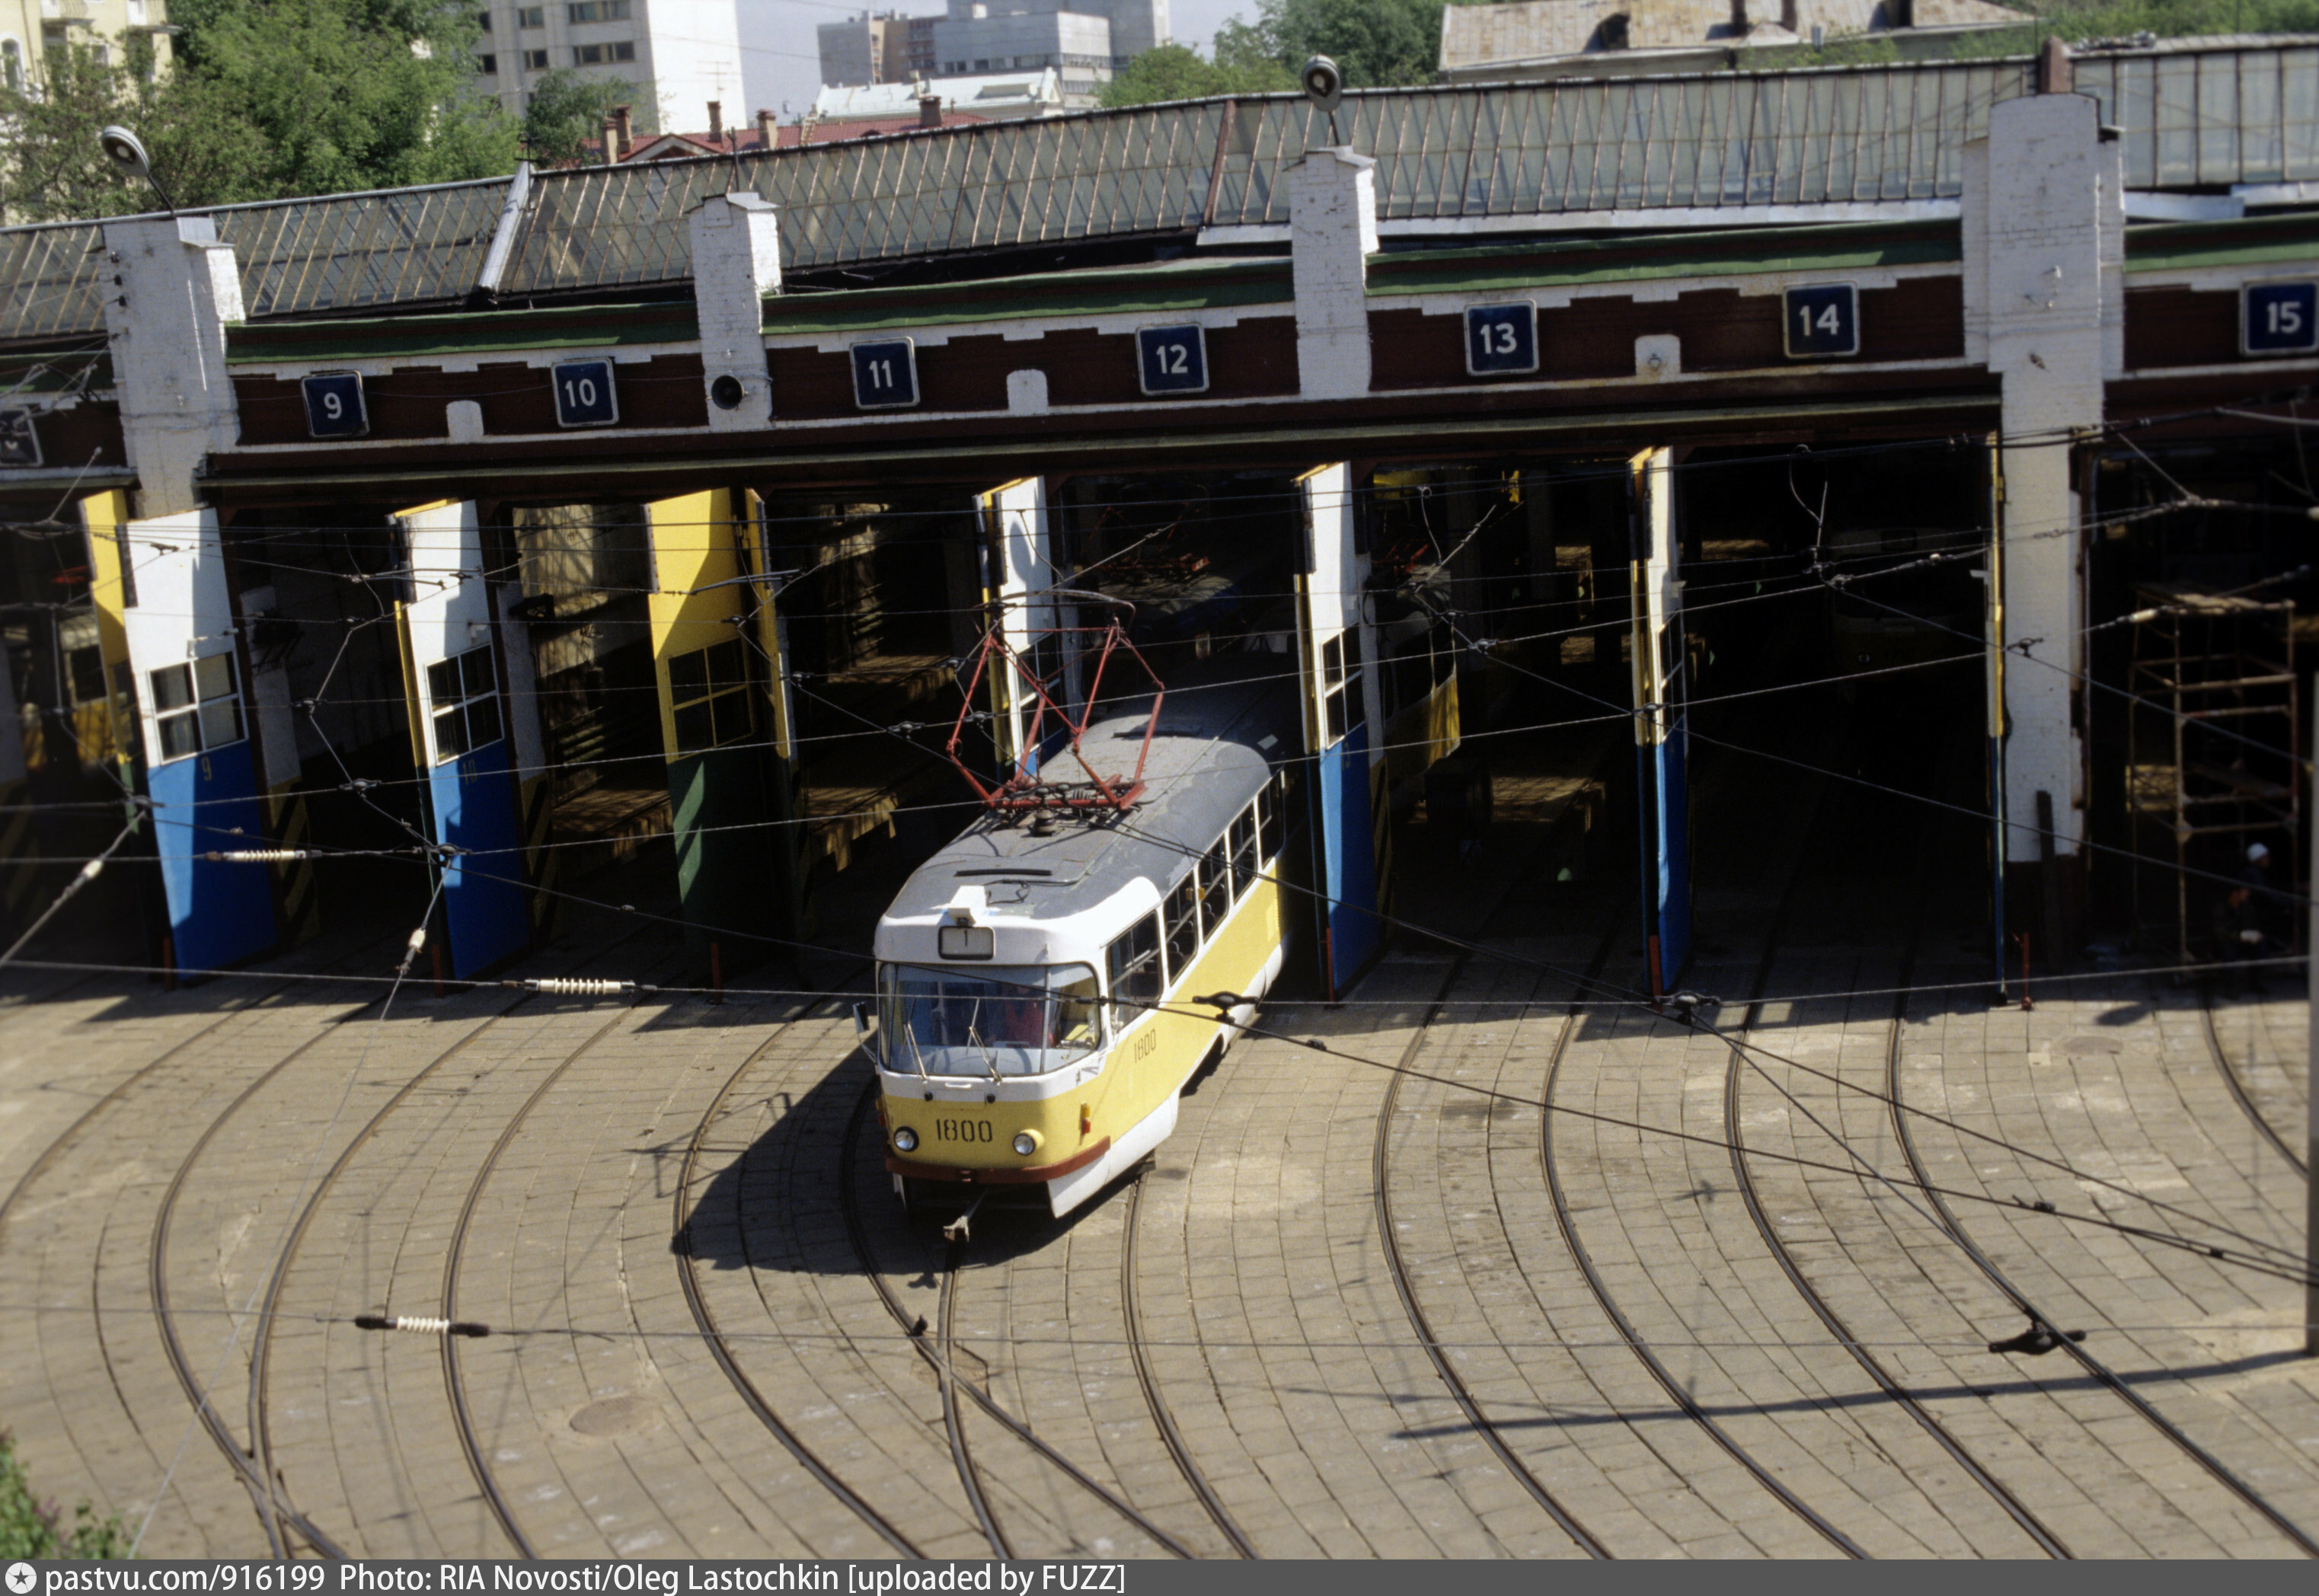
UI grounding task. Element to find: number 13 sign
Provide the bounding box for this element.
[2244,282,2319,356]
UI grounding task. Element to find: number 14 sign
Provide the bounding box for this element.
[1784,283,1860,359]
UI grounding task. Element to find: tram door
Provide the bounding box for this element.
[1628,447,1692,997]
[1982,436,2008,995]
[1296,463,1384,998]
[118,509,276,969]
[398,501,531,978]
[979,477,1076,774]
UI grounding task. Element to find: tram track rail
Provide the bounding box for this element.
[1120,1170,1258,1559]
[1887,978,2319,1558]
[2195,984,2308,1178]
[673,1008,925,1559]
[835,1083,1198,1559]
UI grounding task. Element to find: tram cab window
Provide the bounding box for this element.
[1198,838,1231,936]
[1257,780,1281,866]
[878,963,1100,1077]
[1107,911,1163,1029]
[1165,874,1200,974]
[1229,806,1257,895]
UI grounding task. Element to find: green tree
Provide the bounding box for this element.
[1097,42,1296,107]
[0,1432,130,1559]
[521,67,656,162]
[1207,0,1450,91]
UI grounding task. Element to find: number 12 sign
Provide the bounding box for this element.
[851,339,920,410]
[552,359,619,427]
[2244,282,2319,356]
[1137,324,1209,394]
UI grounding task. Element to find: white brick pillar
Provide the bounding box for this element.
[688,192,781,431]
[98,215,243,520]
[1289,147,1377,401]
[1968,89,2119,881]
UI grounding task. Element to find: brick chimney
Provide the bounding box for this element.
[756,107,776,149]
[918,93,941,129]
[1730,0,1748,32]
[601,113,620,164]
[708,100,723,143]
[610,104,633,158]
[1780,0,1797,29]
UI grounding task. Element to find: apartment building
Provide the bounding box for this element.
[819,0,1165,105]
[0,0,173,93]
[474,0,741,130]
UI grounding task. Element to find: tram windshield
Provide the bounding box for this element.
[877,963,1103,1078]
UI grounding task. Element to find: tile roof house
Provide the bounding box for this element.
[1439,0,2030,81]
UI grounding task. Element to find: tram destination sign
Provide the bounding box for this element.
[551,359,620,427]
[1784,282,1861,358]
[851,338,921,410]
[1465,302,1539,375]
[0,407,40,468]
[301,371,369,439]
[1136,324,1209,394]
[2243,280,2319,356]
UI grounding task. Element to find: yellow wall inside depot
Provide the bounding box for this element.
[644,487,746,759]
[885,870,1284,1173]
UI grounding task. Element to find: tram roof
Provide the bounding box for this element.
[886,662,1300,927]
[9,36,2319,347]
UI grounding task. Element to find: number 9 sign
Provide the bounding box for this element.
[301,372,369,439]
[551,358,620,427]
[2243,282,2319,356]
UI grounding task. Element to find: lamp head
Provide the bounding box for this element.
[1300,55,1343,115]
[98,125,155,183]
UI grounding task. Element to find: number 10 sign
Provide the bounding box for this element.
[551,359,619,427]
[2244,282,2319,356]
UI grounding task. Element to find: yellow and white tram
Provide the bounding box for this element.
[871,671,1296,1218]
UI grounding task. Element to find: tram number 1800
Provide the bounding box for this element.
[931,1118,994,1144]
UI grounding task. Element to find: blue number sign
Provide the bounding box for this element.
[1136,324,1209,395]
[2244,282,2319,356]
[301,372,369,439]
[1465,302,1538,375]
[851,340,919,410]
[1784,283,1860,358]
[0,408,40,468]
[551,359,620,427]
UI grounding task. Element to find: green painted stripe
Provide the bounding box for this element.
[2126,214,2319,274]
[0,353,114,390]
[1369,222,1960,295]
[226,303,701,365]
[760,259,1294,334]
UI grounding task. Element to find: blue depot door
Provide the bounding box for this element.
[429,739,527,977]
[1317,718,1381,987]
[1296,464,1384,998]
[1629,448,1692,996]
[150,739,274,970]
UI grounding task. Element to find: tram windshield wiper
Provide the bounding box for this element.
[966,1009,1002,1082]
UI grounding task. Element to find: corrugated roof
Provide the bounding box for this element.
[5,39,2319,347]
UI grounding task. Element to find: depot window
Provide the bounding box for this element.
[1320,631,1365,745]
[427,644,503,764]
[667,638,750,754]
[149,653,243,763]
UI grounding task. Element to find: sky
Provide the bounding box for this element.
[733,0,1250,123]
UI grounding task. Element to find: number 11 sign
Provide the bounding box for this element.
[851,339,920,410]
[2244,282,2319,356]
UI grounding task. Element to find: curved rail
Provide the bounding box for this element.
[836,1084,1196,1558]
[1539,927,1867,1559]
[1720,921,2071,1557]
[1120,1171,1259,1559]
[938,1237,1014,1559]
[1887,985,2319,1558]
[673,1035,925,1559]
[1372,970,1610,1559]
[2195,985,2308,1177]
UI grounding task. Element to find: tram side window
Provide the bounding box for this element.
[1198,837,1231,936]
[1164,873,1200,975]
[1106,911,1163,1029]
[1229,804,1257,895]
[1257,779,1281,866]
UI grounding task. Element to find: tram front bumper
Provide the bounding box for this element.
[885,1137,1112,1184]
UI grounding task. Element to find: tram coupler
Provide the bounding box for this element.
[943,1190,991,1243]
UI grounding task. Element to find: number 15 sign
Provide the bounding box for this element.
[2244,282,2319,356]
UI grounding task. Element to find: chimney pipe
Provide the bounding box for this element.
[1780,0,1797,29]
[1730,0,1748,32]
[601,113,619,164]
[611,103,632,158]
[708,99,723,142]
[918,92,941,129]
[2039,34,2071,92]
[757,107,776,148]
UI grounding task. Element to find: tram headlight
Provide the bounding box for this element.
[1012,1130,1041,1157]
[893,1126,918,1153]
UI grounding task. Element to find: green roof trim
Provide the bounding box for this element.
[1367,220,1961,295]
[2125,212,2319,274]
[226,302,701,365]
[0,350,112,391]
[759,257,1294,335]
